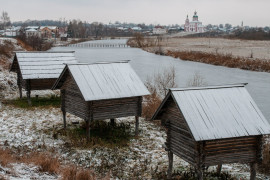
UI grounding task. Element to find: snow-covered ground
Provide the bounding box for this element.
[1,102,269,179]
[0,163,58,180]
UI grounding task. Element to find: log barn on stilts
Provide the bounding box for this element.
[152,84,270,180]
[10,51,77,105]
[52,61,150,140]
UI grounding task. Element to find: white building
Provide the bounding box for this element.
[153,26,167,35]
[26,28,41,37]
[3,26,21,37]
[184,11,204,33]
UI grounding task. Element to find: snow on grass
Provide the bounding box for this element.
[0,163,58,180]
[0,102,269,179]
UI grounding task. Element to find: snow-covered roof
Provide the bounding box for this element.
[12,51,77,79]
[53,61,150,101]
[25,26,39,30]
[153,84,270,141]
[26,28,38,32]
[40,26,58,30]
[132,27,142,31]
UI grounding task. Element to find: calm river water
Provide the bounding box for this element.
[52,39,270,121]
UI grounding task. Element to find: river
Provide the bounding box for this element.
[51,39,270,121]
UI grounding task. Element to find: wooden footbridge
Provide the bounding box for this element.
[66,43,130,48]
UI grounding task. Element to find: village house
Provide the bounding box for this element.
[184,11,205,33]
[40,26,59,38]
[3,26,21,37]
[25,26,41,37]
[152,84,270,180]
[153,26,167,35]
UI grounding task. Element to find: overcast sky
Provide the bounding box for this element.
[1,0,269,27]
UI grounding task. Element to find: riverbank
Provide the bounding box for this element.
[128,37,270,72]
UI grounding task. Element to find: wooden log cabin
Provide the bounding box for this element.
[151,84,270,180]
[10,51,77,105]
[52,61,150,140]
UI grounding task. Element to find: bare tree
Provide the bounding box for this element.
[143,66,177,119]
[187,72,207,87]
[0,11,11,30]
[91,22,104,38]
[145,66,177,98]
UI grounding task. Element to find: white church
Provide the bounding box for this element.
[184,11,205,33]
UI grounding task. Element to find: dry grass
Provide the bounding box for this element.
[166,50,270,73]
[142,92,162,120]
[0,40,14,58]
[0,147,112,179]
[16,38,34,51]
[0,148,16,167]
[24,152,60,174]
[61,166,96,180]
[0,40,15,69]
[0,175,7,180]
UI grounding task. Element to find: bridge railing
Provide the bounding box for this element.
[66,43,130,48]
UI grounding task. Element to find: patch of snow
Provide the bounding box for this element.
[0,163,58,180]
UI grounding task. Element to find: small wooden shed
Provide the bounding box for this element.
[52,61,150,139]
[10,51,77,105]
[152,84,270,180]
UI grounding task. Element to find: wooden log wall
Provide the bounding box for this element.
[29,79,57,90]
[91,96,142,120]
[203,136,258,166]
[157,96,197,166]
[61,75,88,120]
[62,73,143,121]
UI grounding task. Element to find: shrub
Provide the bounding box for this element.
[16,34,53,51]
[166,50,270,73]
[186,72,207,87]
[25,152,60,174]
[143,66,177,120]
[0,40,14,58]
[61,166,96,180]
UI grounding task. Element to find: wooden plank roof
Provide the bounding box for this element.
[53,61,150,101]
[152,84,270,141]
[11,51,77,79]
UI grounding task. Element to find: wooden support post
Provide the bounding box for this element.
[61,90,66,129]
[250,162,257,180]
[26,80,31,106]
[17,73,22,99]
[19,84,22,99]
[135,116,139,136]
[196,167,203,180]
[86,101,93,142]
[110,118,115,126]
[86,118,90,142]
[196,142,204,180]
[63,111,66,129]
[167,151,173,179]
[217,164,222,176]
